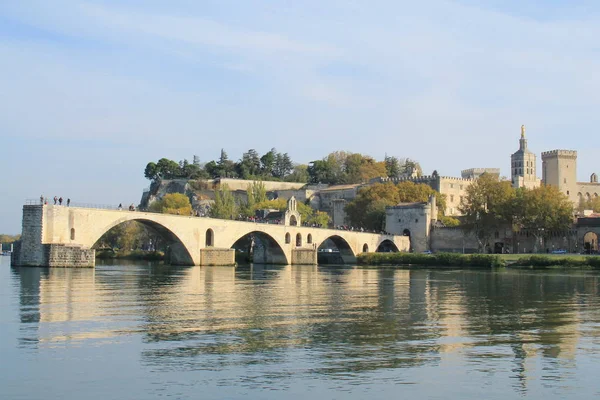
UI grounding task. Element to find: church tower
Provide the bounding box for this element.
[511,125,539,189]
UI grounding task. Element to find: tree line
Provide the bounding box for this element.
[459,174,574,252]
[144,150,422,185]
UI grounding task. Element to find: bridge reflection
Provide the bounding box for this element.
[11,264,600,393]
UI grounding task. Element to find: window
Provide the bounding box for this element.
[450,195,454,202]
[307,234,313,244]
[70,228,75,240]
[285,233,291,244]
[205,229,214,247]
[415,218,419,223]
[398,219,402,222]
[459,196,463,203]
[564,178,567,184]
[567,191,570,195]
[450,184,454,188]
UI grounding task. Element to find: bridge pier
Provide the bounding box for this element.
[12,205,95,267]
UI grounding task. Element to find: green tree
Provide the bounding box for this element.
[210,184,238,219]
[144,162,159,181]
[385,155,401,177]
[286,164,309,183]
[150,193,192,215]
[459,173,515,252]
[513,185,574,251]
[242,181,268,217]
[345,182,400,230]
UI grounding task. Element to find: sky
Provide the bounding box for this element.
[1,0,600,234]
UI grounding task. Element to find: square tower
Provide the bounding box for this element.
[541,150,577,200]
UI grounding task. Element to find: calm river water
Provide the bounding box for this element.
[1,256,600,399]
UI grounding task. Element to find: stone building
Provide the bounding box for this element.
[511,125,541,189]
[384,195,437,252]
[372,173,473,216]
[541,150,600,207]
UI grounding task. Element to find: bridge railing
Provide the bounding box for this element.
[25,199,122,210]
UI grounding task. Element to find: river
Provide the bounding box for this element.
[1,257,599,399]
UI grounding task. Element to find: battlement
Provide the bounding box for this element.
[374,175,474,184]
[461,168,500,175]
[541,149,577,159]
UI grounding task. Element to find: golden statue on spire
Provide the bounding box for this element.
[521,124,526,138]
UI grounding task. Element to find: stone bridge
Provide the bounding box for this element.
[13,204,410,267]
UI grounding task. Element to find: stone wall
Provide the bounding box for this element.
[45,244,95,268]
[291,248,317,265]
[14,205,45,266]
[431,227,479,253]
[199,248,236,266]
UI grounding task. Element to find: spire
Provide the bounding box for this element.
[519,125,527,151]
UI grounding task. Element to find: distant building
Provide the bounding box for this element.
[461,168,500,180]
[511,125,541,189]
[542,150,600,207]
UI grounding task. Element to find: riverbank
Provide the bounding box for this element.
[358,252,600,268]
[96,250,164,261]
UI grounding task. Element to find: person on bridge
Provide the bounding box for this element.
[67,198,71,207]
[59,197,63,205]
[53,196,58,205]
[40,195,44,205]
[118,203,122,210]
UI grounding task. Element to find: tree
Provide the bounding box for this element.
[459,173,515,252]
[513,185,574,251]
[345,183,400,230]
[149,193,192,215]
[286,164,309,183]
[237,149,262,179]
[260,148,277,176]
[144,162,159,181]
[210,184,238,219]
[385,155,401,177]
[242,181,268,217]
[217,149,236,178]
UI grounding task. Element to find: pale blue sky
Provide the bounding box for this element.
[2,1,600,233]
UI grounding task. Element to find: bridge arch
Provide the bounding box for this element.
[317,235,356,264]
[228,230,289,264]
[91,218,195,265]
[376,239,399,253]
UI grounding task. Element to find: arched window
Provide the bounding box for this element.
[362,244,369,253]
[307,234,312,244]
[206,229,214,247]
[70,228,75,240]
[285,233,291,244]
[296,233,302,247]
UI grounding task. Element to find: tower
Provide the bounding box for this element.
[510,125,538,189]
[541,149,577,203]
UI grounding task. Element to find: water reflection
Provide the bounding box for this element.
[9,263,600,396]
